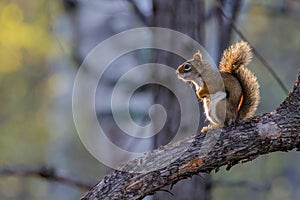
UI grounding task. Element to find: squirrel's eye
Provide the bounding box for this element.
[183,63,191,71]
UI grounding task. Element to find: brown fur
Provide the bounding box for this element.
[176,41,260,129]
[219,41,260,119]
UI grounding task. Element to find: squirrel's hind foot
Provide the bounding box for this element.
[200,124,223,133]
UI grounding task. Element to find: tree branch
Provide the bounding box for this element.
[0,166,94,190]
[81,71,300,200]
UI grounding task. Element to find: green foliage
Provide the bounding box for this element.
[0,1,56,199]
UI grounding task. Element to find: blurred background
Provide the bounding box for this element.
[0,0,300,199]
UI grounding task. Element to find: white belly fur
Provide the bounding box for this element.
[203,91,226,125]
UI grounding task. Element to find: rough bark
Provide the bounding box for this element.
[81,72,300,200]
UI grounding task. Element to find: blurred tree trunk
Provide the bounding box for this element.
[149,1,243,199]
[151,1,210,199]
[216,0,242,62]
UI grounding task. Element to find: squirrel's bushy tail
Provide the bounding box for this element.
[235,66,260,119]
[220,41,260,119]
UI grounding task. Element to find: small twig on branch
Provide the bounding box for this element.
[81,72,300,200]
[0,166,94,190]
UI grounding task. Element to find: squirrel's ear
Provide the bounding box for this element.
[193,51,202,61]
